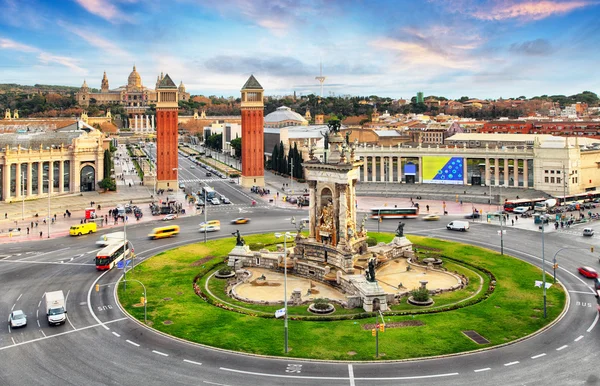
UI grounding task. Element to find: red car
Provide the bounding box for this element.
[578,266,598,279]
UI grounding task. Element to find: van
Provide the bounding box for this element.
[446,220,470,231]
[148,225,180,239]
[69,222,97,236]
[199,220,221,232]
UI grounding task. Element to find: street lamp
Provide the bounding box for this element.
[551,246,595,283]
[123,278,147,324]
[274,227,298,354]
[541,221,547,318]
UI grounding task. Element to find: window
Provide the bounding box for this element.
[545,177,549,183]
[550,170,555,174]
[557,178,561,184]
[551,177,555,183]
[544,170,549,174]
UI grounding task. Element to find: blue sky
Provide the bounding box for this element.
[0,0,599,99]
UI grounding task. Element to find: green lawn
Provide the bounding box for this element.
[118,233,566,360]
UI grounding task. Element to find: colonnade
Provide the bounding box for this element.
[1,160,73,201]
[131,114,155,132]
[357,155,532,188]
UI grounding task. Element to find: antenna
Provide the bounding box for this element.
[315,61,326,98]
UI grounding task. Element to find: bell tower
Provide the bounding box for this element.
[156,73,179,189]
[101,71,109,93]
[240,75,265,188]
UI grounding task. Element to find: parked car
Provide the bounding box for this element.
[583,228,594,237]
[162,214,178,221]
[8,310,27,328]
[578,266,598,279]
[231,217,250,224]
[206,172,212,177]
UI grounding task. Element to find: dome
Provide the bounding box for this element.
[264,106,307,125]
[178,81,185,92]
[128,65,142,88]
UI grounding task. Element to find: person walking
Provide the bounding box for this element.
[39,231,43,238]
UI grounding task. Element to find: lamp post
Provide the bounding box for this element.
[123,278,147,324]
[541,221,547,318]
[203,188,208,243]
[552,246,594,283]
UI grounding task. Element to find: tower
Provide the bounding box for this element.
[101,72,109,93]
[315,62,326,98]
[240,75,265,188]
[155,74,179,189]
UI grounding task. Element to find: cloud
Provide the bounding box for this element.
[204,55,312,76]
[73,0,133,23]
[433,0,596,22]
[0,37,86,74]
[509,38,553,55]
[58,21,133,60]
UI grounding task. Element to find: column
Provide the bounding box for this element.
[151,115,155,129]
[15,163,21,198]
[48,160,54,194]
[503,158,509,186]
[485,158,490,186]
[72,161,80,193]
[523,159,529,188]
[2,164,10,201]
[418,157,422,183]
[59,161,64,193]
[26,162,32,197]
[146,115,150,131]
[463,159,468,185]
[135,115,138,130]
[379,157,385,182]
[397,157,402,182]
[37,161,43,195]
[308,181,317,239]
[494,158,499,186]
[513,158,519,187]
[371,156,376,182]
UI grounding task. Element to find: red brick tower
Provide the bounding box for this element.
[240,75,265,188]
[156,74,179,189]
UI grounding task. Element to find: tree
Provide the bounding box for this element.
[98,177,116,191]
[278,142,286,174]
[103,149,112,178]
[230,137,241,157]
[271,143,279,172]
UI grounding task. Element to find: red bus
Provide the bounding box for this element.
[96,240,133,271]
[503,198,546,212]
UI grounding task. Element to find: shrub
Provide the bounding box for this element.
[313,298,331,310]
[366,236,377,246]
[248,242,265,250]
[218,267,232,275]
[410,287,430,302]
[98,177,116,191]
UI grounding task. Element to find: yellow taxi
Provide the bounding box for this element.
[148,225,180,239]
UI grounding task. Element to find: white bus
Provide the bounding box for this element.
[96,240,133,271]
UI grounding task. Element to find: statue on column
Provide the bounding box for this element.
[395,221,405,237]
[366,257,376,282]
[232,230,245,246]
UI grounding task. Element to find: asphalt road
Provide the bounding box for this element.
[0,164,599,384]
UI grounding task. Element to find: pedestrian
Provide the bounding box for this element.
[4,213,6,219]
[43,219,46,225]
[426,205,430,212]
[511,219,514,226]
[26,227,29,235]
[30,221,33,228]
[39,231,42,238]
[63,213,66,219]
[54,214,57,221]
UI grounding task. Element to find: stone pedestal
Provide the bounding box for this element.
[391,236,412,248]
[349,275,388,312]
[228,245,252,269]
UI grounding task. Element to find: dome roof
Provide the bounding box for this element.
[128,65,142,88]
[264,106,307,124]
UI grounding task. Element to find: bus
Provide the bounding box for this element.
[370,207,419,219]
[503,198,546,212]
[202,186,216,200]
[96,240,133,271]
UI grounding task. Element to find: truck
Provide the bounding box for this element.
[96,231,125,247]
[534,198,557,213]
[45,290,67,326]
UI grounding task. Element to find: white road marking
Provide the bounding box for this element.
[11,304,15,311]
[220,367,459,380]
[474,368,490,372]
[0,317,127,352]
[16,293,22,301]
[7,325,10,333]
[126,340,140,347]
[36,320,40,328]
[36,309,38,318]
[183,359,202,366]
[11,337,16,345]
[65,290,76,330]
[203,382,229,386]
[531,353,546,359]
[574,335,584,342]
[87,269,112,331]
[0,260,93,266]
[568,290,596,294]
[112,332,121,337]
[37,301,41,307]
[504,361,519,366]
[587,311,599,333]
[152,350,168,357]
[348,364,355,386]
[16,247,70,261]
[556,345,568,351]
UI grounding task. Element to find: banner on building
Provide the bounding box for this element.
[422,156,464,184]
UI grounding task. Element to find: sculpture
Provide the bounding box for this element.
[366,257,376,282]
[395,221,405,237]
[232,229,245,246]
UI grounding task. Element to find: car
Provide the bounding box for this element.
[578,266,598,279]
[231,217,250,224]
[211,198,221,205]
[583,228,594,237]
[464,212,481,219]
[513,206,530,214]
[229,179,236,184]
[423,213,440,221]
[206,172,212,177]
[162,214,177,221]
[8,310,27,328]
[190,165,195,169]
[221,197,231,204]
[196,199,205,208]
[179,183,185,189]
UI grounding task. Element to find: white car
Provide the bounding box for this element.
[8,310,27,328]
[163,214,178,221]
[199,222,221,232]
[211,198,221,205]
[513,206,530,214]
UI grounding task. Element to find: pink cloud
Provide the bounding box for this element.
[474,0,594,21]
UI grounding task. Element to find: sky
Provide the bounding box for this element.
[0,0,599,100]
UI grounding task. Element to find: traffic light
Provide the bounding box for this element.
[371,328,376,336]
[380,324,385,332]
[553,263,558,269]
[95,284,100,292]
[379,216,382,223]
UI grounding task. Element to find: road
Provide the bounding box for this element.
[0,155,599,385]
